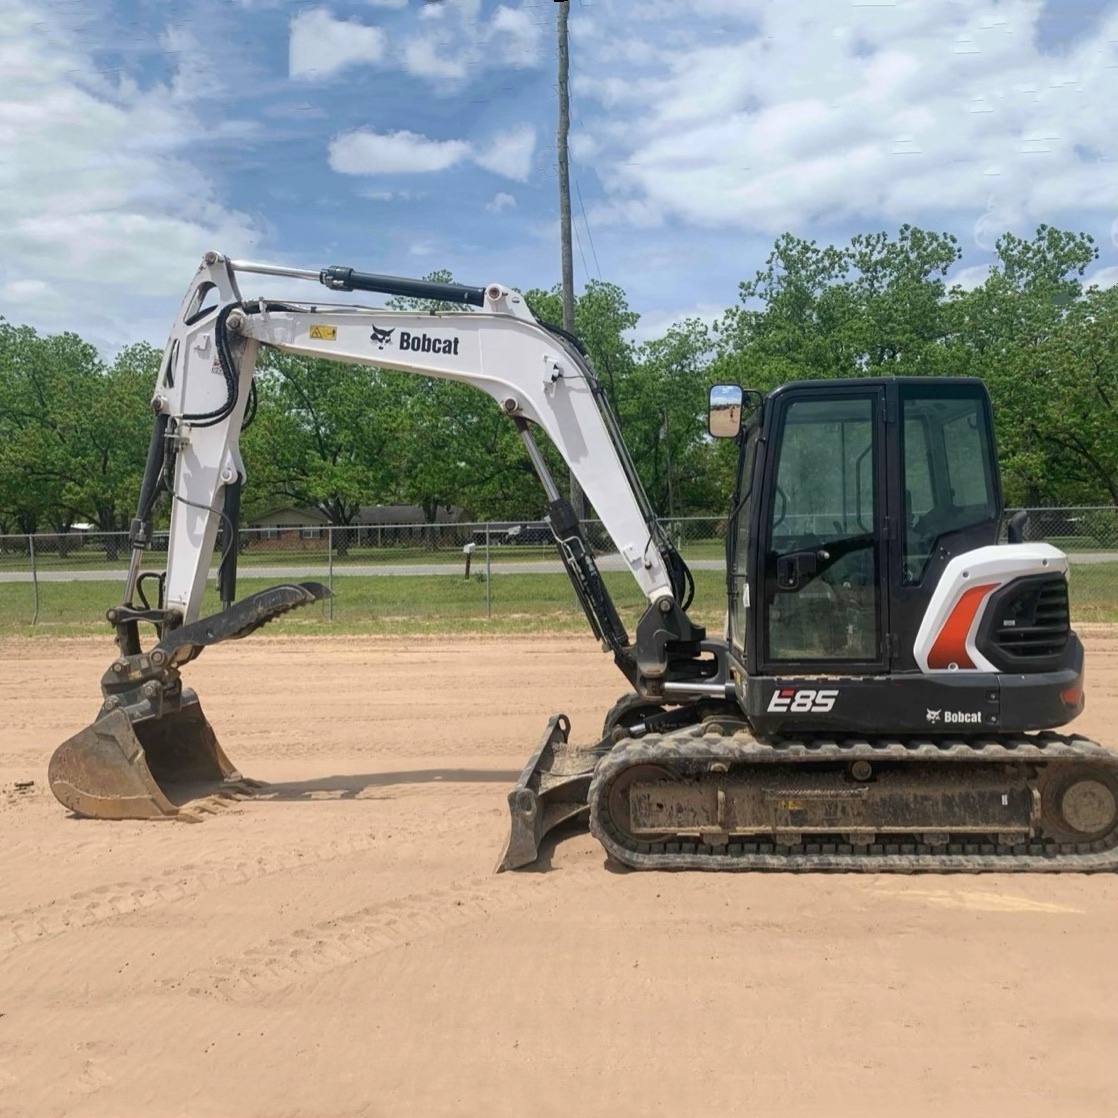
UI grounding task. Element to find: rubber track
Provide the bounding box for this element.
[588,727,1118,872]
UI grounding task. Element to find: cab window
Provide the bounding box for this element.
[901,389,997,584]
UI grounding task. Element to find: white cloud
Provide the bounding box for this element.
[399,1,545,87]
[285,2,543,87]
[402,36,468,82]
[162,27,224,103]
[949,264,994,291]
[330,125,536,181]
[1,279,54,304]
[569,132,601,163]
[571,0,1118,239]
[488,6,542,67]
[0,0,262,347]
[972,196,1028,251]
[290,9,387,80]
[473,126,536,182]
[330,129,470,174]
[1087,266,1118,289]
[628,303,725,345]
[359,188,426,202]
[10,0,1116,359]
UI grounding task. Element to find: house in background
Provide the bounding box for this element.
[244,506,330,550]
[244,505,463,550]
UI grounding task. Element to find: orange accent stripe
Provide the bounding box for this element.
[927,583,999,670]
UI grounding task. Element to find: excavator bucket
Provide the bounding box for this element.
[496,714,601,870]
[50,581,330,822]
[49,693,244,822]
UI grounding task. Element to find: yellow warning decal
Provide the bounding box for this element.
[309,325,337,340]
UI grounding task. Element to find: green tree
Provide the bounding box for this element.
[1033,285,1118,506]
[67,342,160,537]
[376,371,542,521]
[951,226,1104,505]
[524,279,640,410]
[242,352,393,530]
[624,319,730,516]
[710,223,1117,508]
[713,233,851,388]
[714,226,967,388]
[0,320,106,533]
[374,271,552,523]
[523,280,650,514]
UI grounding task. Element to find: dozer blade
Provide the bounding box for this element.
[50,582,331,822]
[49,694,242,822]
[496,714,602,871]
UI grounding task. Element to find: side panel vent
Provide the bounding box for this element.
[979,576,1070,672]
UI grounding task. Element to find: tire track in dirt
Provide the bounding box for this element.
[1,833,373,953]
[1,798,488,954]
[164,870,573,1005]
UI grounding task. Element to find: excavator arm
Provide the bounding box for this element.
[152,252,717,692]
[49,252,728,846]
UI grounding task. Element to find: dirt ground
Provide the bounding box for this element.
[1,629,1116,1118]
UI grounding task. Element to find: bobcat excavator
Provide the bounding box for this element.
[49,252,1118,872]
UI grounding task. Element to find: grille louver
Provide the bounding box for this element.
[986,577,1069,666]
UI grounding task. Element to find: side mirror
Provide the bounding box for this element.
[708,385,744,438]
[1006,509,1028,544]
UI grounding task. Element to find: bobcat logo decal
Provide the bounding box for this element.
[370,324,395,349]
[926,709,942,724]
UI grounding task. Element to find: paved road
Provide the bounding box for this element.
[0,555,722,583]
[1,552,1116,584]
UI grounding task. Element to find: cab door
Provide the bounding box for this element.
[752,387,889,674]
[726,421,760,658]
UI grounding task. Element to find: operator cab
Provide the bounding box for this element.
[712,377,1001,673]
[710,377,1079,735]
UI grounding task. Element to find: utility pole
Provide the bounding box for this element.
[556,0,585,519]
[557,1,574,336]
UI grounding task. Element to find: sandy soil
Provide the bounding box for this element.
[1,628,1117,1118]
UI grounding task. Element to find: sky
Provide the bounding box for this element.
[3,0,1118,354]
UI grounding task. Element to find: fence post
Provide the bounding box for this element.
[485,522,491,620]
[29,534,39,627]
[327,526,335,621]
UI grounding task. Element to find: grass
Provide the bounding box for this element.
[1065,563,1118,622]
[4,561,1116,636]
[0,570,730,638]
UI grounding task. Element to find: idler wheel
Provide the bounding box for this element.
[1043,766,1118,842]
[1060,779,1117,838]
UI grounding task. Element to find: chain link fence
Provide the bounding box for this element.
[1,507,1116,630]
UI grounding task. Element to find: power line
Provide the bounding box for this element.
[572,214,591,285]
[575,180,602,280]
